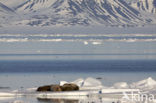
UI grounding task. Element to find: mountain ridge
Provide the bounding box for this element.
[0,0,155,27]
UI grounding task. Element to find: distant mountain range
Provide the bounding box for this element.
[0,0,156,27]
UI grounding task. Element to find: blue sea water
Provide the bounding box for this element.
[0,59,156,73]
[0,58,156,87]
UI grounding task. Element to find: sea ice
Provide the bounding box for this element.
[60,81,68,86]
[72,77,104,90]
[71,78,84,87]
[130,77,156,91]
[113,82,129,89]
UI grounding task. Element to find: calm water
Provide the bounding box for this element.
[0,59,156,103]
[1,59,156,87]
[0,59,156,73]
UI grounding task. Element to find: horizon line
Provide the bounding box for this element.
[0,53,156,56]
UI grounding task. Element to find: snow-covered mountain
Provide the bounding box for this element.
[0,2,15,15]
[0,0,25,9]
[131,0,156,14]
[0,0,155,27]
[15,0,57,12]
[0,2,17,26]
[13,0,149,26]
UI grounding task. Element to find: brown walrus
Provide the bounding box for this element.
[37,85,62,92]
[37,83,79,92]
[61,83,79,91]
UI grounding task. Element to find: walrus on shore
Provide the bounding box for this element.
[61,83,79,91]
[37,83,79,92]
[37,85,62,92]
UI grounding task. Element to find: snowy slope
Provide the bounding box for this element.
[0,2,17,26]
[0,0,25,9]
[131,0,156,14]
[0,0,155,27]
[15,0,57,12]
[0,2,15,15]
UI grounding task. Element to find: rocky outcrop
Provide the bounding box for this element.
[37,83,79,92]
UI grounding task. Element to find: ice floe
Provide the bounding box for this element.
[130,77,156,91]
[0,92,16,97]
[11,100,24,103]
[71,78,84,87]
[0,34,156,43]
[71,77,156,93]
[92,42,102,45]
[64,77,104,90]
[1,77,156,99]
[83,41,88,45]
[113,82,129,89]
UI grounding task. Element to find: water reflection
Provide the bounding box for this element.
[37,98,79,103]
[37,98,119,103]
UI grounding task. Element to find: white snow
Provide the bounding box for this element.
[72,78,84,87]
[60,81,68,86]
[0,0,155,27]
[113,82,129,89]
[59,77,104,90]
[101,89,139,94]
[92,41,102,45]
[83,77,102,87]
[72,77,104,90]
[16,0,57,12]
[1,77,156,100]
[83,41,88,45]
[0,37,156,43]
[0,0,25,8]
[0,92,15,97]
[130,77,156,91]
[26,87,37,92]
[72,77,156,93]
[0,97,14,101]
[12,100,24,103]
[0,38,28,42]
